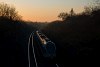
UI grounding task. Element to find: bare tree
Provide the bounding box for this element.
[0,2,22,21]
[58,8,76,21]
[58,12,68,21]
[70,8,75,16]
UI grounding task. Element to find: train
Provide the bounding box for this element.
[36,31,56,58]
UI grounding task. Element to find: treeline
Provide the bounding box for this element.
[0,2,46,44]
[41,1,100,66]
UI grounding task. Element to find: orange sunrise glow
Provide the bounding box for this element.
[0,0,92,22]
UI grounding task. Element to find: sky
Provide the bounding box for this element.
[0,0,92,22]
